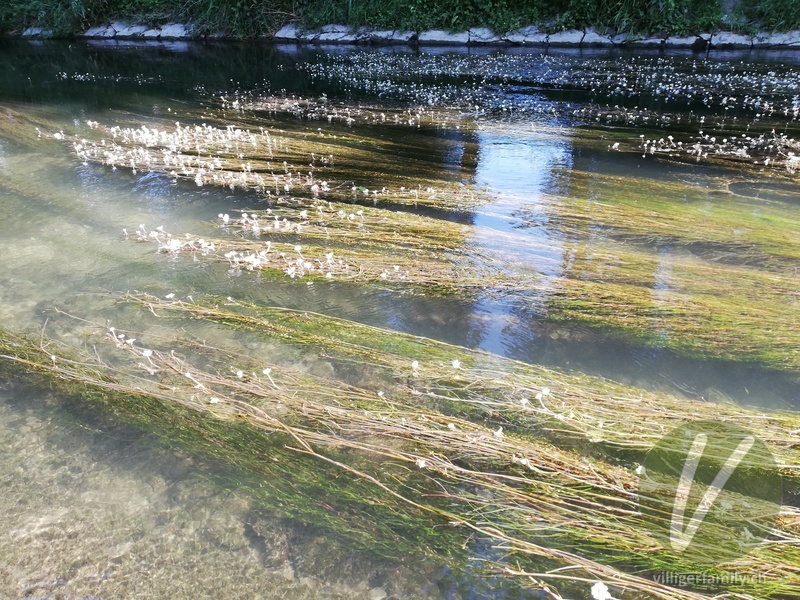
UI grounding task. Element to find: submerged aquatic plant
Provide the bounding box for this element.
[68,116,483,211]
[13,43,800,600]
[60,101,800,378]
[2,306,799,600]
[121,292,800,477]
[126,192,800,375]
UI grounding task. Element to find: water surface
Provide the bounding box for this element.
[2,39,800,597]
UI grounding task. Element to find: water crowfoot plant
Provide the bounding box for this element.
[126,200,800,374]
[67,117,485,211]
[60,102,800,375]
[120,292,800,488]
[10,38,800,600]
[2,315,799,599]
[634,129,800,172]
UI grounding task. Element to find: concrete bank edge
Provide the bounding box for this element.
[17,22,800,50]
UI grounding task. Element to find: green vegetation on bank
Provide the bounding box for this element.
[1,0,799,39]
[296,0,720,37]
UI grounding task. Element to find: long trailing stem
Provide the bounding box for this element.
[119,292,800,474]
[0,325,743,599]
[9,303,798,599]
[124,191,800,373]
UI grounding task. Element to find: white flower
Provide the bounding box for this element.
[591,581,613,600]
[262,368,272,375]
[165,293,175,299]
[447,423,457,431]
[494,426,503,438]
[209,397,221,404]
[541,386,551,396]
[294,244,302,253]
[452,359,461,369]
[236,370,244,379]
[415,458,426,469]
[635,465,646,476]
[411,360,419,371]
[520,397,529,405]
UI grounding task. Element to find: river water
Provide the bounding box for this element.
[1,40,799,598]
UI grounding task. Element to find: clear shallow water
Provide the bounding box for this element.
[1,39,800,597]
[0,382,439,599]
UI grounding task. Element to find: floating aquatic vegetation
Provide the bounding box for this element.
[69,119,483,211]
[633,129,800,172]
[300,52,800,121]
[126,220,490,288]
[571,104,726,128]
[2,308,799,600]
[56,71,164,85]
[218,93,473,131]
[121,292,800,474]
[127,193,800,374]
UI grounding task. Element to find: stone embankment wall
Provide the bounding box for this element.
[19,21,800,50]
